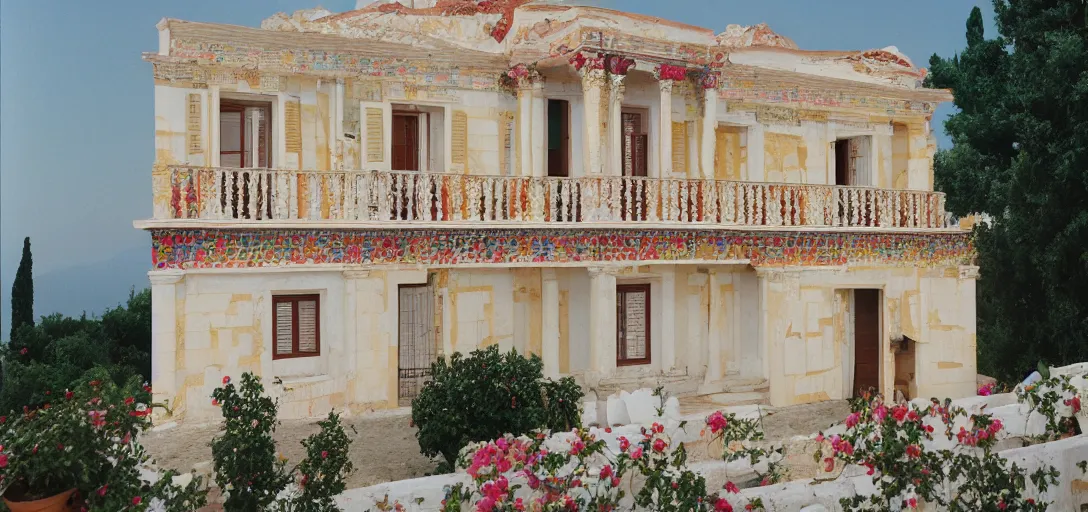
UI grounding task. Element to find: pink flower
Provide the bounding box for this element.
[653,438,667,453]
[630,447,643,460]
[19,348,27,355]
[905,444,921,459]
[845,412,861,429]
[997,500,1007,510]
[618,436,630,452]
[321,450,328,459]
[124,397,134,406]
[823,457,835,472]
[0,454,7,468]
[1065,396,1082,414]
[864,462,875,475]
[65,390,73,400]
[652,422,664,434]
[906,497,917,509]
[97,486,107,497]
[514,498,525,511]
[222,376,231,385]
[715,498,733,512]
[724,481,740,494]
[892,405,908,423]
[873,404,888,422]
[707,411,729,434]
[132,497,142,506]
[600,465,613,479]
[569,438,585,455]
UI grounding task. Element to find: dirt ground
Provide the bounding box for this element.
[141,409,438,489]
[142,400,851,490]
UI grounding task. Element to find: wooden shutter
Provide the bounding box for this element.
[297,298,318,353]
[361,101,390,169]
[285,99,302,155]
[672,121,687,175]
[187,93,202,155]
[275,301,294,356]
[451,110,468,167]
[616,284,651,366]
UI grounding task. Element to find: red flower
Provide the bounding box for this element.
[143,384,153,393]
[906,497,917,508]
[0,454,7,468]
[905,444,922,459]
[707,411,729,434]
[618,436,630,452]
[1065,396,1082,414]
[653,438,667,453]
[892,405,909,423]
[715,498,733,512]
[212,399,220,406]
[89,380,101,387]
[65,390,73,400]
[132,496,142,506]
[671,482,678,489]
[997,500,1007,510]
[97,486,108,497]
[823,457,835,472]
[57,443,64,451]
[124,397,135,406]
[321,451,328,459]
[652,422,664,434]
[19,348,27,355]
[604,427,612,434]
[724,482,740,494]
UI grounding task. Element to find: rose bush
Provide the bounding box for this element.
[0,368,206,510]
[210,372,354,512]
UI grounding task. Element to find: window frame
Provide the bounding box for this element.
[616,283,652,367]
[272,294,321,360]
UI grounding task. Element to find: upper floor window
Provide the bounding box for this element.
[273,294,320,359]
[834,136,872,187]
[221,99,271,168]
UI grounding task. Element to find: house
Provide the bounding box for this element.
[137,0,977,422]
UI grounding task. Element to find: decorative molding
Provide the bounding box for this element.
[958,265,980,280]
[149,228,974,271]
[654,64,688,82]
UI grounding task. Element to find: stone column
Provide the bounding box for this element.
[686,271,709,377]
[531,81,546,177]
[517,79,534,177]
[654,64,686,178]
[332,78,345,170]
[705,270,725,387]
[659,266,677,371]
[608,74,626,176]
[572,53,606,175]
[588,266,618,376]
[149,270,184,417]
[541,269,561,379]
[700,72,720,179]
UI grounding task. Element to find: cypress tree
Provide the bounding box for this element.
[10,237,33,341]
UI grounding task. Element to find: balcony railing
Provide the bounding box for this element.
[163,165,954,230]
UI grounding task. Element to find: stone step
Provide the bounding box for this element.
[721,378,770,394]
[678,391,770,416]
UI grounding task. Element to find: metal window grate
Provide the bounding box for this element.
[398,283,437,404]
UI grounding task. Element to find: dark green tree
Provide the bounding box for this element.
[10,237,34,341]
[927,2,1088,383]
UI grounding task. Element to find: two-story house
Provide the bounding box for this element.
[138,0,977,421]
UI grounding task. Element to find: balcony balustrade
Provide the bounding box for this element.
[163,165,954,230]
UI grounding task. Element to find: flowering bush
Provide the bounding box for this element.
[1015,369,1084,440]
[704,411,784,486]
[440,416,769,512]
[210,373,354,512]
[0,369,206,510]
[823,393,1058,511]
[411,346,583,471]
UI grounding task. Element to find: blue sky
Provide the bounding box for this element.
[0,0,994,330]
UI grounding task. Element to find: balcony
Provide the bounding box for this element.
[159,165,955,231]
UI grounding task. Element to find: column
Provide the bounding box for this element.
[531,81,546,177]
[149,270,184,418]
[541,269,561,379]
[686,271,708,376]
[705,270,725,387]
[659,266,676,371]
[517,81,534,176]
[332,79,345,170]
[654,64,686,178]
[588,266,618,375]
[605,56,635,176]
[608,74,625,176]
[700,72,720,179]
[572,53,606,175]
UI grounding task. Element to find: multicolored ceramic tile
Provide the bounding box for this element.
[150,228,974,270]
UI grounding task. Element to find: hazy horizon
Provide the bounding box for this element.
[0,0,995,333]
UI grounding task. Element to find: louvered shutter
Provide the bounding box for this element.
[275,301,294,356]
[672,121,688,175]
[297,298,318,353]
[360,101,391,169]
[451,110,469,168]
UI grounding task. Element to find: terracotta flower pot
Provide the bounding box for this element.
[3,489,76,512]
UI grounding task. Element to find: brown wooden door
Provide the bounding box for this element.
[392,114,419,171]
[853,289,881,397]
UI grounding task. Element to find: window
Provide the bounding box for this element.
[616,284,651,366]
[273,295,320,359]
[220,100,271,168]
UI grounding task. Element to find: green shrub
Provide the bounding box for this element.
[210,372,354,512]
[410,345,583,469]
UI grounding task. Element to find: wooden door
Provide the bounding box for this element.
[620,112,648,220]
[853,289,881,397]
[392,114,420,171]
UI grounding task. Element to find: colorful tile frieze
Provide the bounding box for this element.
[150,228,973,270]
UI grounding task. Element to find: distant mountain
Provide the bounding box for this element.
[2,246,151,328]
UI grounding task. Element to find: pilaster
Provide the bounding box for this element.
[700,72,720,180]
[149,270,185,417]
[588,266,619,375]
[541,269,561,379]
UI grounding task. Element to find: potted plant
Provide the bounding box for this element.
[0,374,207,511]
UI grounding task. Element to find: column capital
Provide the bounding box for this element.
[587,266,621,278]
[507,63,543,90]
[958,265,980,280]
[147,270,184,286]
[604,54,636,76]
[654,63,688,82]
[699,70,721,90]
[658,79,674,94]
[570,51,605,74]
